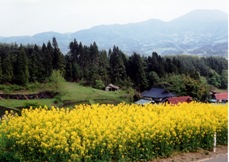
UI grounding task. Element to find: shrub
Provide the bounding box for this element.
[93,79,105,90]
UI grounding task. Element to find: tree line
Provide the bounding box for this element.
[0,38,227,101]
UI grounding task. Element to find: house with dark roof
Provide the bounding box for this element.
[140,87,176,104]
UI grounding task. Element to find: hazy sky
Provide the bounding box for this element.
[0,0,228,37]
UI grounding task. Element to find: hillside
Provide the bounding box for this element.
[0,9,227,57]
[0,82,133,110]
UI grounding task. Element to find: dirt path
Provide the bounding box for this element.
[150,145,227,162]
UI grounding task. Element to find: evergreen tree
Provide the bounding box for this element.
[147,52,165,77]
[127,53,148,91]
[147,71,160,87]
[0,57,2,83]
[72,62,82,82]
[88,42,100,84]
[79,46,90,82]
[42,43,53,79]
[66,39,82,82]
[2,54,13,83]
[164,57,178,74]
[109,46,128,86]
[203,56,228,75]
[28,44,46,82]
[69,39,80,62]
[98,50,110,85]
[52,37,66,75]
[65,55,73,81]
[14,46,29,85]
[172,57,184,74]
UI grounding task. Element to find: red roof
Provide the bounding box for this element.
[214,93,228,100]
[167,96,192,104]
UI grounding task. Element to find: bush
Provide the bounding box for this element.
[93,79,105,90]
[49,70,66,93]
[25,82,41,91]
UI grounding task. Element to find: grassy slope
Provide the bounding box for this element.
[62,82,130,102]
[0,82,133,109]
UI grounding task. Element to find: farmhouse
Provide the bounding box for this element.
[140,87,176,104]
[166,96,192,104]
[209,91,228,103]
[105,84,120,91]
[135,87,193,105]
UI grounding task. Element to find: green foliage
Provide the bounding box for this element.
[42,43,53,78]
[109,46,129,87]
[164,74,210,101]
[162,74,187,96]
[147,71,160,87]
[93,79,105,90]
[0,40,227,101]
[0,84,24,93]
[53,95,62,105]
[52,37,66,75]
[127,53,148,91]
[0,133,21,161]
[24,81,41,91]
[220,70,228,89]
[49,70,66,94]
[208,70,222,88]
[14,47,29,85]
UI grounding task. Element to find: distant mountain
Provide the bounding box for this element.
[0,9,227,57]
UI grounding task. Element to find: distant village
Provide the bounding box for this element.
[134,87,228,105]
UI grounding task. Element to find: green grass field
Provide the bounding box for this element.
[0,82,134,110]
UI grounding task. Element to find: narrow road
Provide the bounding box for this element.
[198,154,228,162]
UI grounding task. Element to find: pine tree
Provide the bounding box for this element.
[52,37,66,75]
[79,46,90,82]
[69,39,79,62]
[109,46,128,86]
[14,46,29,85]
[88,42,100,84]
[2,54,13,83]
[98,50,110,85]
[147,71,160,87]
[0,57,2,83]
[127,53,148,91]
[28,44,46,82]
[42,43,53,78]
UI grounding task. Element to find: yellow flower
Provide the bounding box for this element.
[0,103,227,161]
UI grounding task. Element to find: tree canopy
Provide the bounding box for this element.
[0,38,227,101]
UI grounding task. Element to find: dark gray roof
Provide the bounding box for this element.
[141,87,176,99]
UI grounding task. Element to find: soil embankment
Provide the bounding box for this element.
[0,91,57,100]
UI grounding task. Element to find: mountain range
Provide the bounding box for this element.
[0,9,228,57]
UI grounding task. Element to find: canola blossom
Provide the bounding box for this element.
[0,102,227,161]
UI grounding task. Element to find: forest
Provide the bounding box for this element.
[0,37,227,101]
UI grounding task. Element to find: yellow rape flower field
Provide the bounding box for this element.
[0,102,227,161]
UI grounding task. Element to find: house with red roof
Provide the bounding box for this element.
[209,92,228,103]
[167,96,192,105]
